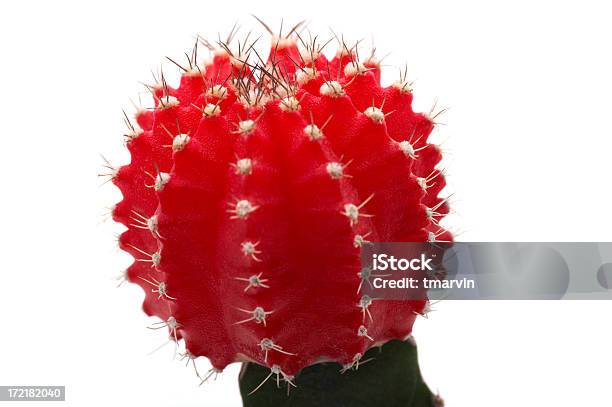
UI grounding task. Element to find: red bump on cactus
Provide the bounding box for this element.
[110,26,451,385]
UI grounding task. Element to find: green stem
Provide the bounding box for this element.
[239,339,442,407]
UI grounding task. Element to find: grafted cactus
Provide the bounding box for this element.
[108,22,450,406]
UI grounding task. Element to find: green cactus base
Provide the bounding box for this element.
[239,339,442,407]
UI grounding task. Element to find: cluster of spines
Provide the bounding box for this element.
[107,22,451,393]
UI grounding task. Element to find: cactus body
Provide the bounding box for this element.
[112,33,450,381]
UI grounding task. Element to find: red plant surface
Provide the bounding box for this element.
[111,31,451,381]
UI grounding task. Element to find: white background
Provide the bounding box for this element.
[1,0,611,406]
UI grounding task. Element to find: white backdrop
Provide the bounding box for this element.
[1,0,611,406]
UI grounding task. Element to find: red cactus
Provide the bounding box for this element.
[111,30,451,384]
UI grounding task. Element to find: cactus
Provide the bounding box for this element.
[109,22,450,405]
